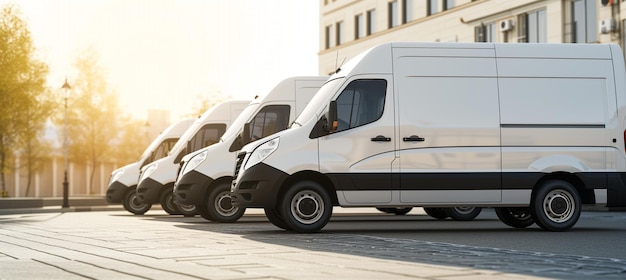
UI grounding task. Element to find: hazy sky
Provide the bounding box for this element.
[1,0,320,120]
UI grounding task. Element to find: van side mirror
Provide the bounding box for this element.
[242,123,251,145]
[328,100,338,132]
[309,101,339,139]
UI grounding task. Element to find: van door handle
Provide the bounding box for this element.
[403,135,425,142]
[371,135,391,142]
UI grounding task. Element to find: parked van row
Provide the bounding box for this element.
[106,118,194,213]
[110,42,626,234]
[107,76,328,217]
[230,42,626,233]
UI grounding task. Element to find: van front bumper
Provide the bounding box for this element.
[106,182,130,203]
[136,178,163,204]
[231,163,288,208]
[173,170,213,205]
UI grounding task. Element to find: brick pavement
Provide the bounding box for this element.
[0,208,624,279]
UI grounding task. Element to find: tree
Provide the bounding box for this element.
[111,115,151,166]
[21,89,55,197]
[0,4,49,197]
[63,47,121,194]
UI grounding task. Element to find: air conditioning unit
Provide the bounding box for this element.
[600,18,616,34]
[499,19,514,32]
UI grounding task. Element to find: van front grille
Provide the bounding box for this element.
[232,152,246,181]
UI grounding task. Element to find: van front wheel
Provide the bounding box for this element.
[200,183,245,222]
[123,189,151,215]
[280,181,332,233]
[531,180,581,232]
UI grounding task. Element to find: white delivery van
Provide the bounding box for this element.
[136,100,248,215]
[231,42,626,233]
[173,76,327,222]
[106,118,194,215]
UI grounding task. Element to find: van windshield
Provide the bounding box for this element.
[168,120,202,156]
[292,78,344,128]
[138,131,170,162]
[219,103,260,143]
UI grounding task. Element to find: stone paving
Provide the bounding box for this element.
[0,209,624,279]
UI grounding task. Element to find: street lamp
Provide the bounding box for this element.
[61,78,71,208]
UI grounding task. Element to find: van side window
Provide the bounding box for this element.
[249,105,290,141]
[335,79,387,132]
[189,123,226,152]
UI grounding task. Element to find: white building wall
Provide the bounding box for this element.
[319,0,623,75]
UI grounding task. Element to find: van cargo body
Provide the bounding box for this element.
[173,76,327,222]
[231,42,626,233]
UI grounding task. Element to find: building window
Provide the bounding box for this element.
[402,0,412,24]
[355,13,365,39]
[443,0,455,11]
[325,24,334,49]
[623,19,626,58]
[388,1,399,28]
[428,0,438,16]
[367,9,376,35]
[571,0,597,43]
[475,23,497,42]
[335,21,344,46]
[519,9,547,43]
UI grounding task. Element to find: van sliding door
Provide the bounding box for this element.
[395,50,502,204]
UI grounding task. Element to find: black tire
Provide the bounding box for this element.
[279,181,333,233]
[531,180,581,232]
[444,207,482,221]
[495,207,534,228]
[264,208,291,230]
[123,189,151,215]
[160,187,181,215]
[423,207,448,219]
[200,183,245,222]
[376,207,413,215]
[177,203,197,217]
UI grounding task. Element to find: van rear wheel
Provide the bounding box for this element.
[531,180,581,231]
[280,181,332,233]
[423,207,448,219]
[495,207,534,228]
[444,207,482,221]
[376,207,413,215]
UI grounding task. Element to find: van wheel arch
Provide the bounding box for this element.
[531,173,591,204]
[278,171,338,208]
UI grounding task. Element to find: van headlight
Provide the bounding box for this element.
[244,137,279,170]
[181,150,208,175]
[140,163,157,182]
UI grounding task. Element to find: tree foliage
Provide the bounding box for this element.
[0,4,50,196]
[62,47,121,193]
[112,116,151,165]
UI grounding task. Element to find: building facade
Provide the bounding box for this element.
[319,0,626,75]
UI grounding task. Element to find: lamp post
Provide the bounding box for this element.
[61,78,71,208]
